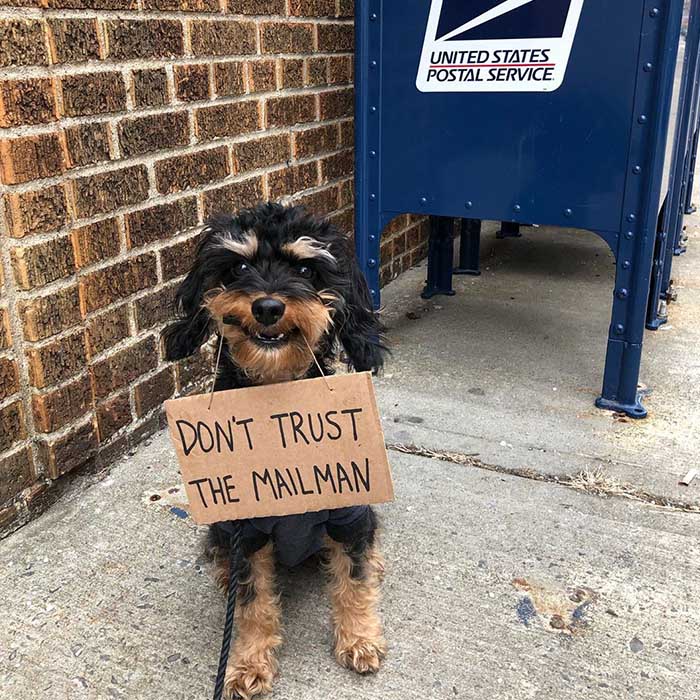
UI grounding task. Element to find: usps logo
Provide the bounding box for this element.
[416,0,585,93]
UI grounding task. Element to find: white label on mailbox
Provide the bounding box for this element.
[416,0,585,93]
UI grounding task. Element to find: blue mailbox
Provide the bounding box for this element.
[355,0,695,418]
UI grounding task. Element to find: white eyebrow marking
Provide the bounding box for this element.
[216,230,258,258]
[282,236,336,264]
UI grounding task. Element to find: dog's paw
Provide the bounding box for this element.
[224,661,274,700]
[335,636,386,675]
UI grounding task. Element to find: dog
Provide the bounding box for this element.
[162,202,388,699]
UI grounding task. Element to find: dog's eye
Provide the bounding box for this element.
[234,262,250,275]
[297,265,313,279]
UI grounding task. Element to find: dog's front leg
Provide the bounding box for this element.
[223,543,281,700]
[323,535,386,674]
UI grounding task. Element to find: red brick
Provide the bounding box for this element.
[134,284,177,331]
[0,20,47,67]
[0,78,57,127]
[0,133,66,185]
[71,218,121,268]
[319,88,353,119]
[0,447,33,503]
[201,176,264,219]
[294,185,339,217]
[339,119,354,148]
[321,149,353,182]
[32,375,92,432]
[266,94,316,127]
[79,253,158,314]
[293,123,338,158]
[118,111,190,157]
[248,60,277,93]
[44,0,137,8]
[20,286,82,342]
[190,21,256,57]
[95,391,131,440]
[281,58,304,88]
[195,101,259,142]
[176,349,209,390]
[134,368,175,417]
[260,22,314,53]
[47,19,100,64]
[144,0,218,10]
[125,197,198,248]
[27,331,87,389]
[60,72,126,117]
[317,23,353,52]
[131,68,169,108]
[267,162,318,200]
[380,239,393,266]
[174,64,210,102]
[0,401,25,453]
[90,336,157,399]
[105,20,184,60]
[63,123,112,169]
[154,146,229,194]
[86,305,130,357]
[214,62,245,96]
[305,57,328,87]
[384,214,409,235]
[338,0,353,18]
[70,165,149,218]
[11,236,75,290]
[0,309,11,350]
[4,185,69,238]
[327,207,353,235]
[338,178,353,206]
[328,55,353,84]
[289,0,335,15]
[160,234,204,280]
[0,358,20,401]
[232,134,290,174]
[228,0,285,12]
[38,421,97,479]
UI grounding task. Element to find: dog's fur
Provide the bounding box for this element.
[162,203,387,699]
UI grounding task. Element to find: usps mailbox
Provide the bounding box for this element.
[355,0,694,418]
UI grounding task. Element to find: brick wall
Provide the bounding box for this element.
[0,0,429,536]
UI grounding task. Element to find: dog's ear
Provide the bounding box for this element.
[332,236,388,373]
[161,233,215,361]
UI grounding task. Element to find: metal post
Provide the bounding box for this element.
[421,216,456,299]
[454,218,482,276]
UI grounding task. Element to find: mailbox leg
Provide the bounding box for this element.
[496,221,522,239]
[454,218,481,276]
[421,216,456,299]
[684,127,699,215]
[596,256,652,419]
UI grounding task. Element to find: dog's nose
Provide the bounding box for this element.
[252,297,286,326]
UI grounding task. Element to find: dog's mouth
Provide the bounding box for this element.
[223,315,298,349]
[251,328,297,347]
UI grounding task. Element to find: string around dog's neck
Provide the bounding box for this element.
[299,331,334,392]
[207,329,333,409]
[208,333,225,410]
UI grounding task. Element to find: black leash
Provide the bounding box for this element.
[213,521,242,700]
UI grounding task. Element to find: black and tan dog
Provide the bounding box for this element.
[162,203,387,699]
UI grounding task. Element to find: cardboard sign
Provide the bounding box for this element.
[164,373,393,525]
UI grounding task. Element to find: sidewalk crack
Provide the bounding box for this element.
[388,443,700,514]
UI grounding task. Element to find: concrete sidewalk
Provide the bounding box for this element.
[2,210,700,699]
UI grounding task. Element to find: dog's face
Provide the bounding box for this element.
[203,229,340,382]
[163,203,386,383]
